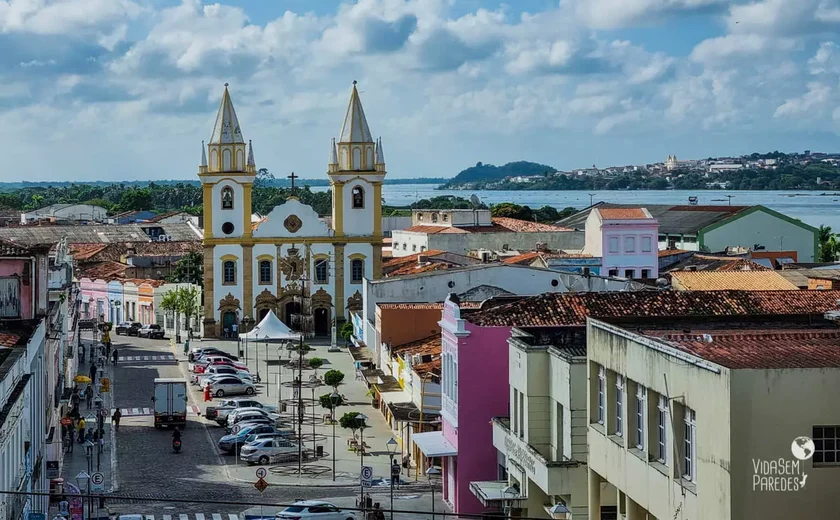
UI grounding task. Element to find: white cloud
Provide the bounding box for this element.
[774,82,832,117]
[691,34,797,64]
[569,0,725,29]
[0,0,141,37]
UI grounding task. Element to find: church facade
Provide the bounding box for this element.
[199,82,385,338]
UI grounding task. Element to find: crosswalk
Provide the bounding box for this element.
[119,354,176,363]
[113,405,200,417]
[128,514,240,520]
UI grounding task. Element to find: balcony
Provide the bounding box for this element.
[491,417,582,495]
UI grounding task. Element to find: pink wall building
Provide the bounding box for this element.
[78,278,110,321]
[583,207,659,279]
[0,258,34,319]
[414,294,512,516]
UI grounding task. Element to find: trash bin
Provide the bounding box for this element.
[316,445,323,457]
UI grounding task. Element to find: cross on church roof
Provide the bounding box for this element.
[287,171,299,196]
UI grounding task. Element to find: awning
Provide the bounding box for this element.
[469,481,519,506]
[413,431,457,457]
[378,389,413,406]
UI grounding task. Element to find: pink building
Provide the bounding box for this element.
[0,241,48,319]
[414,294,512,516]
[78,278,110,322]
[583,207,659,279]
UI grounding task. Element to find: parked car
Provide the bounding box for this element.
[207,398,278,422]
[217,423,279,453]
[275,501,356,520]
[226,409,280,430]
[191,357,247,373]
[244,430,294,445]
[114,322,132,335]
[193,365,251,385]
[240,437,299,465]
[209,376,255,397]
[201,373,253,389]
[191,348,239,363]
[138,324,164,339]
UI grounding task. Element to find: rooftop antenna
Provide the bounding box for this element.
[470,194,481,208]
[725,195,734,206]
[588,193,595,207]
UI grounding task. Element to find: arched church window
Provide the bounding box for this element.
[221,186,234,210]
[223,260,236,284]
[315,258,329,284]
[351,259,364,284]
[259,260,272,284]
[352,186,364,209]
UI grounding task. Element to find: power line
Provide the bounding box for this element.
[0,489,551,520]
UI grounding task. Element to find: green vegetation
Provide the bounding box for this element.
[490,203,576,223]
[166,251,203,286]
[338,322,353,340]
[818,225,840,262]
[319,393,345,410]
[323,369,345,389]
[159,286,200,337]
[308,357,324,372]
[339,411,367,435]
[442,161,557,187]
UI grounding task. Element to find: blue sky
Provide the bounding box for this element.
[2,0,840,181]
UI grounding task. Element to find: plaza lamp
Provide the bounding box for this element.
[425,465,441,520]
[386,437,399,520]
[329,391,341,481]
[357,413,369,514]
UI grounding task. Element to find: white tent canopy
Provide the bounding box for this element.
[240,310,301,341]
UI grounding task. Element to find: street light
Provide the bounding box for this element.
[426,466,441,520]
[242,315,252,363]
[330,391,341,481]
[386,437,399,520]
[75,471,90,520]
[357,413,368,514]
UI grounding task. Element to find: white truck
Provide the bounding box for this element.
[153,378,188,429]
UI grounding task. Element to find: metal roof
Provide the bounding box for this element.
[559,203,751,235]
[0,223,200,245]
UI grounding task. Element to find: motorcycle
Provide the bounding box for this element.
[172,438,182,453]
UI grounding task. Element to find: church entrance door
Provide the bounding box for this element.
[314,308,330,336]
[222,312,236,335]
[284,301,302,331]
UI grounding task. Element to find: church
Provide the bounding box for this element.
[199,82,385,338]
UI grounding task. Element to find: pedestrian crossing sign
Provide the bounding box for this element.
[253,477,268,493]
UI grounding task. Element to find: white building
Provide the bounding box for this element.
[587,314,840,519]
[583,208,659,279]
[200,82,385,337]
[21,204,108,224]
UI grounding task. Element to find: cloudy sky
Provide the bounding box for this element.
[2,0,840,181]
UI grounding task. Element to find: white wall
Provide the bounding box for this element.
[211,179,246,238]
[391,232,430,256]
[253,198,331,238]
[702,209,816,261]
[342,178,376,236]
[583,211,603,257]
[390,230,585,258]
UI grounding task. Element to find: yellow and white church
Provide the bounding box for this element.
[199,82,385,338]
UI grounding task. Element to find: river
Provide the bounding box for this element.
[311,185,840,230]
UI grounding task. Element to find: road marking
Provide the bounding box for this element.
[228,515,238,520]
[145,515,154,520]
[195,513,205,520]
[163,515,171,520]
[211,514,222,520]
[179,515,189,520]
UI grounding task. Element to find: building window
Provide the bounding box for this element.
[608,269,618,277]
[315,259,328,284]
[684,235,698,243]
[624,269,635,279]
[813,426,840,466]
[518,391,525,439]
[615,375,624,437]
[597,366,606,425]
[684,407,696,480]
[608,237,619,253]
[259,260,271,284]
[432,213,439,223]
[636,385,647,450]
[402,243,407,251]
[420,246,427,252]
[658,395,668,463]
[412,244,417,252]
[352,186,364,208]
[221,186,234,210]
[223,260,236,284]
[418,213,424,221]
[443,214,449,222]
[351,259,364,283]
[554,401,564,461]
[642,236,652,252]
[641,269,651,279]
[625,236,636,253]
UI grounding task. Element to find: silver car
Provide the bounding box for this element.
[208,376,256,397]
[240,437,299,465]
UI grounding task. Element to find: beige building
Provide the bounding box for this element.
[587,317,840,519]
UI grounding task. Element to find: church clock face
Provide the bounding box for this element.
[222,222,235,235]
[284,215,302,233]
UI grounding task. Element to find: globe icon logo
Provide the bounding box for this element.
[791,436,815,461]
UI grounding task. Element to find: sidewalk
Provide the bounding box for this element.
[54,340,118,519]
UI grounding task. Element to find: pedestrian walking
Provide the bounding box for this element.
[231,323,238,338]
[112,408,122,432]
[183,339,190,356]
[85,386,93,409]
[85,428,94,443]
[112,348,118,365]
[203,384,211,402]
[89,362,97,383]
[105,342,112,363]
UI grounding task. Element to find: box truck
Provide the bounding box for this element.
[153,378,187,429]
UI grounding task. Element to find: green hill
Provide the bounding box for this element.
[443,161,557,187]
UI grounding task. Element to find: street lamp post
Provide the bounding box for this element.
[263,335,269,394]
[502,485,520,520]
[386,437,399,520]
[426,466,441,520]
[357,413,368,514]
[242,315,252,363]
[329,391,340,481]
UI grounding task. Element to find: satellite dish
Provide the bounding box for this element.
[470,194,481,208]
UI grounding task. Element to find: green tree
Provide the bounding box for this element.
[491,202,532,221]
[323,369,345,390]
[160,286,201,340]
[338,322,353,340]
[339,411,367,438]
[167,251,204,286]
[818,225,839,262]
[308,357,324,374]
[119,187,153,211]
[319,393,345,410]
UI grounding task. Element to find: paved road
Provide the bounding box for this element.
[108,334,363,516]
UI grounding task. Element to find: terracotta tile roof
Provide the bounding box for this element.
[147,211,192,223]
[413,358,441,375]
[670,271,798,291]
[402,218,572,235]
[0,333,21,347]
[69,243,111,261]
[646,329,840,369]
[382,250,479,277]
[659,249,690,258]
[126,278,167,287]
[392,334,441,357]
[543,252,593,259]
[377,301,482,310]
[77,261,127,280]
[388,262,452,277]
[502,252,542,265]
[0,239,34,257]
[383,250,447,269]
[597,208,650,220]
[467,290,840,327]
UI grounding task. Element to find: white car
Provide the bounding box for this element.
[227,409,281,431]
[226,406,272,424]
[199,371,253,388]
[208,376,256,397]
[212,398,278,422]
[240,437,299,465]
[193,365,251,385]
[275,500,357,519]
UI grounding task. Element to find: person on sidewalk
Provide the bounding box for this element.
[89,362,97,383]
[112,408,122,432]
[85,386,93,409]
[105,342,112,363]
[112,348,118,365]
[203,384,212,402]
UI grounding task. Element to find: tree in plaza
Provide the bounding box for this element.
[323,369,345,390]
[166,251,204,286]
[308,357,324,375]
[339,411,367,439]
[319,393,345,410]
[338,322,353,340]
[160,286,201,339]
